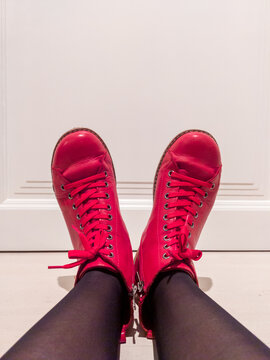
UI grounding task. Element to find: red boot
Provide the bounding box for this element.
[49,128,134,343]
[134,129,222,339]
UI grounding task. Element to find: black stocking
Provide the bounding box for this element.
[146,270,270,360]
[2,269,128,360]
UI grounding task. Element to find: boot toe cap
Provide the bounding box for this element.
[169,130,221,180]
[52,129,107,171]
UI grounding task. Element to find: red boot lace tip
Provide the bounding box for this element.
[146,329,154,339]
[120,329,126,343]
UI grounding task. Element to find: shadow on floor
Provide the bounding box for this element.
[198,276,213,291]
[57,275,75,292]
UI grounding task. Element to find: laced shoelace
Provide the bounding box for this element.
[162,170,214,262]
[49,171,114,270]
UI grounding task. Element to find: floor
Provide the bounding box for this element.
[0,252,270,359]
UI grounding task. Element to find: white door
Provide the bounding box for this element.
[1,0,270,250]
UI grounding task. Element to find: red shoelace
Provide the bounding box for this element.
[49,172,113,270]
[163,170,213,262]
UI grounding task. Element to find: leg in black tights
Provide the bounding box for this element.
[146,271,270,360]
[2,269,128,360]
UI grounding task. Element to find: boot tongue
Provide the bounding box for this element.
[172,154,216,181]
[63,156,104,182]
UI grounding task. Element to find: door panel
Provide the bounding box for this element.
[1,0,270,250]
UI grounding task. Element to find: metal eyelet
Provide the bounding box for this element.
[68,194,73,200]
[76,214,81,220]
[204,192,208,198]
[166,181,171,188]
[164,203,169,210]
[194,212,199,219]
[164,235,169,241]
[107,244,113,250]
[168,170,173,177]
[80,224,84,230]
[163,224,168,231]
[108,214,113,220]
[191,222,194,228]
[108,252,114,257]
[211,183,215,190]
[105,182,108,187]
[163,244,169,249]
[107,234,113,240]
[60,185,65,191]
[107,225,112,232]
[188,231,191,238]
[105,171,108,177]
[107,204,111,210]
[72,204,77,210]
[164,193,169,199]
[199,201,203,208]
[105,193,110,199]
[163,253,170,259]
[163,214,168,221]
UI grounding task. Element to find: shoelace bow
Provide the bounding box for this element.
[163,171,213,262]
[49,172,113,270]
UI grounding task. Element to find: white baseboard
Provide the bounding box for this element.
[0,199,270,251]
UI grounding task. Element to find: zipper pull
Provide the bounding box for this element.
[132,283,138,296]
[136,272,144,294]
[131,284,138,310]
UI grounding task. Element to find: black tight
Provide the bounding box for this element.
[2,270,128,360]
[146,270,270,360]
[2,269,270,360]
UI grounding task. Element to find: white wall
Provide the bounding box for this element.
[0,0,270,250]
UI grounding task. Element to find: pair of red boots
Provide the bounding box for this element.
[49,128,222,343]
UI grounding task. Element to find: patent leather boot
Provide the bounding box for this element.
[49,128,134,343]
[134,129,222,338]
